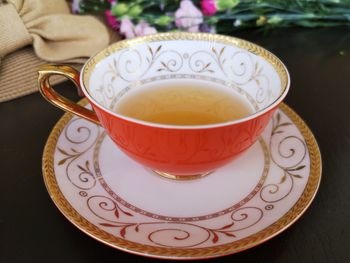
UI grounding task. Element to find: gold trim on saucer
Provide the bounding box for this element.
[42,100,321,260]
[153,170,212,181]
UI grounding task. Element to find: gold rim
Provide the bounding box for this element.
[42,101,321,260]
[153,170,213,181]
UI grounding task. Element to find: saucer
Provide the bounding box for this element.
[42,100,321,260]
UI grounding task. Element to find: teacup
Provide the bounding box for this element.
[38,33,290,180]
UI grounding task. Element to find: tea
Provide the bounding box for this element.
[114,85,253,125]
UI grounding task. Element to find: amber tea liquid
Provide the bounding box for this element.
[114,85,253,125]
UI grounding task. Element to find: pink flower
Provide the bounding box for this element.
[105,10,120,31]
[120,18,157,39]
[201,0,217,16]
[175,0,204,32]
[120,18,136,38]
[134,21,157,36]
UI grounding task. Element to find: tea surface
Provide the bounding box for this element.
[114,85,253,125]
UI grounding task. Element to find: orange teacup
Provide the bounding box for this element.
[38,33,290,180]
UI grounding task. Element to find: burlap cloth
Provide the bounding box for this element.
[0,0,118,102]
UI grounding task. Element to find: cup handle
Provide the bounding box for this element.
[38,64,100,125]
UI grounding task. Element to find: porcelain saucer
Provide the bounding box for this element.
[42,100,321,260]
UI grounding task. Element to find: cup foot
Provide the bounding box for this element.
[152,170,212,180]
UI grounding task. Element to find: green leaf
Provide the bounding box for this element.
[111,3,128,17]
[268,15,283,25]
[217,0,240,11]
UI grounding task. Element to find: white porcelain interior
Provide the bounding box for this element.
[82,35,288,126]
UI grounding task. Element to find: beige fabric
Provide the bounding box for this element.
[0,0,113,102]
[0,3,32,57]
[1,0,109,61]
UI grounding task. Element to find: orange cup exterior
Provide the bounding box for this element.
[91,101,277,176]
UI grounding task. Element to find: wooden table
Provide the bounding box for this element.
[1,27,350,262]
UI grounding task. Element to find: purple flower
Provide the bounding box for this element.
[175,0,204,32]
[199,23,216,33]
[201,0,217,16]
[120,18,157,39]
[72,0,82,13]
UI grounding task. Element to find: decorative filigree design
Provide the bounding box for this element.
[94,131,269,222]
[57,118,100,190]
[117,49,143,81]
[116,45,184,80]
[95,58,118,106]
[95,207,263,247]
[91,35,279,109]
[212,47,226,72]
[54,105,309,248]
[189,50,216,73]
[87,195,133,222]
[44,100,321,259]
[251,62,272,105]
[147,45,162,65]
[148,46,183,73]
[260,112,307,203]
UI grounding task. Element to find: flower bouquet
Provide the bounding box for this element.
[73,0,350,38]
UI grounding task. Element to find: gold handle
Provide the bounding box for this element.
[38,65,100,125]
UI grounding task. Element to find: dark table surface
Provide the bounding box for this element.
[1,27,350,263]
